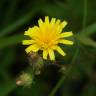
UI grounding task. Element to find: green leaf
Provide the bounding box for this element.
[41,3,70,19]
[0,7,39,37]
[0,81,16,96]
[75,35,96,48]
[78,22,96,36]
[0,34,24,49]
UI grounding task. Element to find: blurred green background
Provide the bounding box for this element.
[0,0,96,96]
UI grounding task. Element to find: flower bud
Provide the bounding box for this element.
[16,72,33,87]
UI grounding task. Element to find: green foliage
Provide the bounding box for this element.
[0,0,96,96]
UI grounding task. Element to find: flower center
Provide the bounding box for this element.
[35,25,60,50]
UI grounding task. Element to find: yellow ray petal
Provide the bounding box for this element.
[25,44,39,53]
[48,49,55,60]
[38,19,44,27]
[59,39,74,45]
[58,21,68,33]
[53,46,66,56]
[50,18,56,25]
[43,50,48,59]
[56,19,61,25]
[22,40,35,45]
[24,28,33,35]
[24,26,39,36]
[60,31,73,38]
[45,16,49,24]
[60,21,68,29]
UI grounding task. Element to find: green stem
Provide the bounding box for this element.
[48,68,70,96]
[49,49,79,96]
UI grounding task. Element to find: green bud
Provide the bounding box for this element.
[28,52,44,75]
[16,72,33,87]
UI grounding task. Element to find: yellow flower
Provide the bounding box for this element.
[22,16,74,60]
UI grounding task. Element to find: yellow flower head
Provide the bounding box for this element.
[22,16,74,60]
